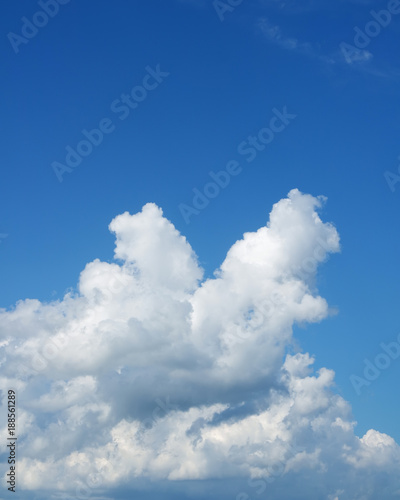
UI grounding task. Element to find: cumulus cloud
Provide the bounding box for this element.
[1,189,399,499]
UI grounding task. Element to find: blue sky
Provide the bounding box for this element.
[1,1,400,499]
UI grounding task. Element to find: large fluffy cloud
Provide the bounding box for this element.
[1,189,399,499]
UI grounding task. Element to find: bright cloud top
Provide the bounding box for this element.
[1,189,399,499]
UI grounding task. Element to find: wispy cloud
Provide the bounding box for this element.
[340,46,373,64]
[256,17,400,80]
[258,18,315,55]
[257,1,400,81]
[257,18,335,64]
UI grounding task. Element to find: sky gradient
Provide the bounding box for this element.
[1,1,400,499]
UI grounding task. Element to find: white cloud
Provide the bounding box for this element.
[109,203,203,294]
[340,45,373,65]
[1,189,400,499]
[257,18,340,67]
[257,17,377,72]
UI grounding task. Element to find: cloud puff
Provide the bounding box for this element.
[1,189,399,499]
